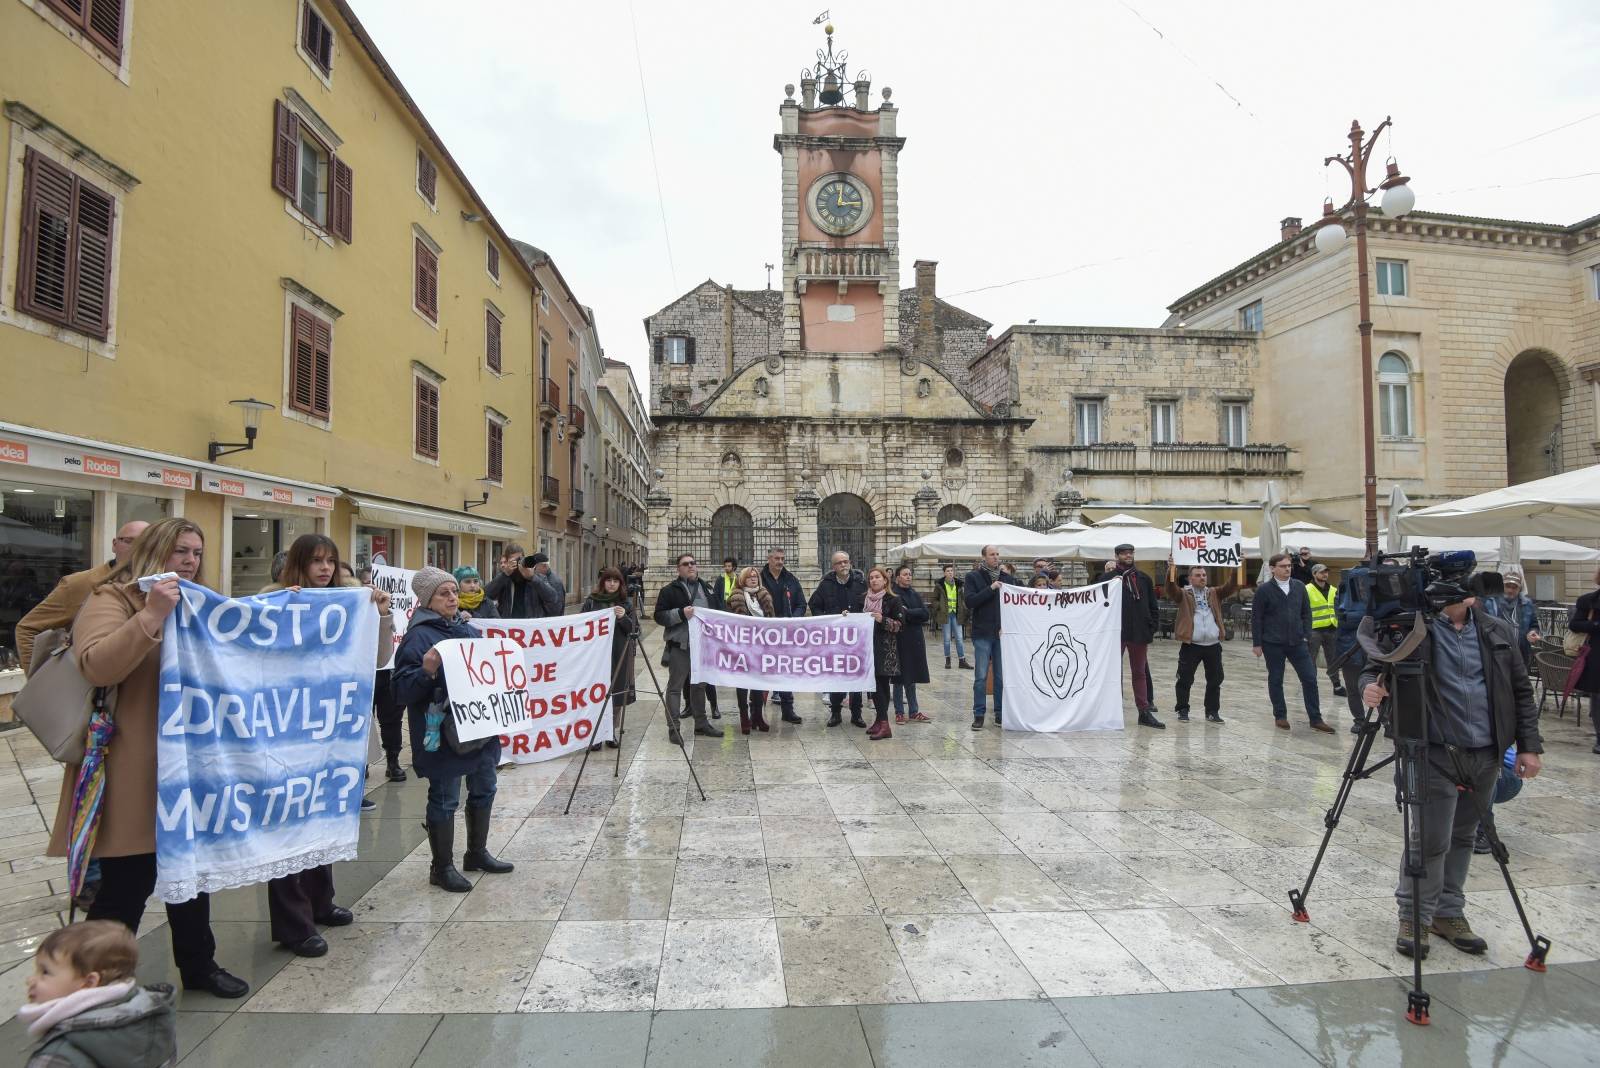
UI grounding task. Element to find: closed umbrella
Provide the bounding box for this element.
[1258,482,1283,584]
[1386,486,1411,554]
[65,700,114,915]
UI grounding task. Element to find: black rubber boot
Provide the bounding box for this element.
[427,819,472,892]
[462,805,514,874]
[385,752,407,782]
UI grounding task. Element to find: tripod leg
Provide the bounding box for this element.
[613,702,627,778]
[630,630,708,801]
[562,640,636,814]
[1399,741,1431,1026]
[1289,712,1388,922]
[1445,755,1552,972]
[562,712,605,816]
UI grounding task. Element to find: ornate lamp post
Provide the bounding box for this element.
[1311,118,1415,559]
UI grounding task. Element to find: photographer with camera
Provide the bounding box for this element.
[1360,586,1544,961]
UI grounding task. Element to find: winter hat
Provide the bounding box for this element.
[452,566,482,584]
[1502,566,1525,587]
[412,566,455,606]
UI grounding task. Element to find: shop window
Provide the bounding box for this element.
[0,478,93,669]
[426,534,454,570]
[115,494,174,527]
[355,526,395,570]
[230,513,315,595]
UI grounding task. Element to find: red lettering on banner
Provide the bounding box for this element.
[161,468,195,489]
[507,734,530,755]
[532,732,552,752]
[1177,535,1206,550]
[218,479,246,496]
[0,440,28,464]
[83,455,121,478]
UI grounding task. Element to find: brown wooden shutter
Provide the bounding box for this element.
[311,315,333,417]
[289,307,316,414]
[486,310,502,372]
[416,150,436,204]
[16,148,75,325]
[69,183,114,339]
[272,101,299,198]
[487,420,503,482]
[415,379,439,459]
[302,2,332,72]
[486,241,499,280]
[685,337,696,364]
[415,239,438,319]
[330,157,353,242]
[653,336,663,362]
[84,0,124,57]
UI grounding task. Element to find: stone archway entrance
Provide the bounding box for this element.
[709,505,754,569]
[1504,350,1565,485]
[818,493,876,572]
[937,504,973,525]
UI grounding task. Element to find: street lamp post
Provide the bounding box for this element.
[1311,118,1414,560]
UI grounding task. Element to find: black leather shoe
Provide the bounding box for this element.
[694,723,724,738]
[462,805,515,874]
[315,906,353,927]
[1332,685,1347,697]
[605,739,620,748]
[781,711,803,724]
[850,714,867,728]
[385,754,407,782]
[1137,710,1166,729]
[1205,713,1224,724]
[183,968,250,999]
[827,710,842,727]
[359,796,376,812]
[667,728,685,746]
[282,934,328,958]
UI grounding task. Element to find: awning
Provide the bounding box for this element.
[0,421,198,491]
[199,468,338,510]
[341,489,525,537]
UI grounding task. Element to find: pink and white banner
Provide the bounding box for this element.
[688,609,873,692]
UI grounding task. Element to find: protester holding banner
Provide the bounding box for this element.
[45,518,249,1000]
[964,546,1021,730]
[653,554,722,740]
[581,567,636,750]
[1164,562,1239,724]
[454,567,499,619]
[811,552,869,727]
[891,565,931,724]
[1110,544,1164,729]
[861,568,907,740]
[393,567,513,893]
[259,535,393,957]
[725,567,775,734]
[758,548,807,724]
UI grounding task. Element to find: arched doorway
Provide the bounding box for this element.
[709,505,754,569]
[818,493,875,572]
[1504,350,1565,485]
[937,504,973,526]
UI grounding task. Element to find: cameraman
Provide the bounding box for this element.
[1361,590,1544,961]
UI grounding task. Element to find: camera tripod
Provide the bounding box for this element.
[562,586,707,814]
[1288,638,1550,1027]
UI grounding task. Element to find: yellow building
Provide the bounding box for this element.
[0,0,546,662]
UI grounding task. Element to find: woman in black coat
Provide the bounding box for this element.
[862,567,906,741]
[392,567,512,894]
[1568,566,1600,754]
[891,564,932,723]
[581,567,637,752]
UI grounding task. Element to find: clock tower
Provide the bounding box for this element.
[775,25,904,354]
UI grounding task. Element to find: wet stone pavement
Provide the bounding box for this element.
[0,630,1596,1065]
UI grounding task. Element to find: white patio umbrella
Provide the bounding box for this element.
[1277,520,1368,560]
[1057,513,1172,561]
[886,518,973,557]
[1380,532,1600,566]
[1395,464,1600,539]
[889,512,1060,559]
[1386,485,1411,554]
[1257,482,1283,584]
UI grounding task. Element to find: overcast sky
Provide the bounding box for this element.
[356,1,1600,385]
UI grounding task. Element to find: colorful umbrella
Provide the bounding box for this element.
[65,701,115,907]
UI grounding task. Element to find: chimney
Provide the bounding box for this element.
[1280,216,1303,242]
[914,260,938,362]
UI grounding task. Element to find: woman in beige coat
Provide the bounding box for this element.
[726,567,775,734]
[47,518,250,999]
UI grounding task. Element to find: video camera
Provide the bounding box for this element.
[1353,546,1500,623]
[626,570,645,597]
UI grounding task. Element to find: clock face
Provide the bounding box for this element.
[814,176,868,233]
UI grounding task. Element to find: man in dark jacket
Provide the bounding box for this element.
[964,545,1020,729]
[1252,552,1333,732]
[1111,543,1163,728]
[810,550,868,726]
[1360,598,1544,960]
[695,557,726,720]
[1334,563,1372,732]
[760,548,807,723]
[1290,545,1318,585]
[652,553,722,740]
[528,553,566,616]
[485,544,546,619]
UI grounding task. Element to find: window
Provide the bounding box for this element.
[40,0,124,59]
[486,415,504,483]
[486,240,500,282]
[1378,351,1413,437]
[414,376,439,459]
[485,307,502,373]
[1591,265,1600,300]
[1239,300,1263,332]
[416,149,437,206]
[1222,402,1249,447]
[414,237,438,321]
[541,425,552,476]
[288,306,333,419]
[1074,399,1102,445]
[539,334,551,380]
[1376,259,1408,297]
[299,1,333,74]
[658,336,693,365]
[15,148,116,339]
[539,290,550,314]
[271,102,352,241]
[567,367,576,404]
[1149,401,1176,444]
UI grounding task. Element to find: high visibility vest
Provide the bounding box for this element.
[1307,582,1338,629]
[722,573,736,600]
[944,581,958,612]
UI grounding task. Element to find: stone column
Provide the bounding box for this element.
[913,480,940,538]
[794,484,821,590]
[1053,488,1085,526]
[645,487,673,594]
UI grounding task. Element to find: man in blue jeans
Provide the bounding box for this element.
[1251,552,1334,733]
[964,545,1020,729]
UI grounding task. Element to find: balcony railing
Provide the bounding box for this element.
[569,488,584,517]
[1045,443,1295,475]
[539,378,561,416]
[796,244,887,280]
[541,475,559,506]
[568,404,585,435]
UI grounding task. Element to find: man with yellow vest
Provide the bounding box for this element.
[1306,563,1346,697]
